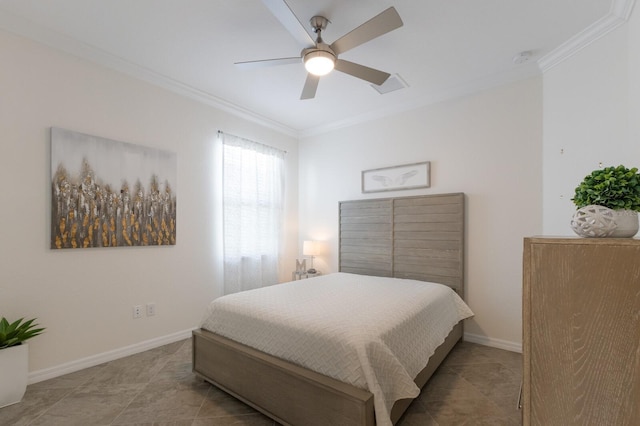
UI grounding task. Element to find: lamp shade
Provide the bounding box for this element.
[303,240,319,256]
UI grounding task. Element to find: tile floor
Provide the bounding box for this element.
[0,339,522,425]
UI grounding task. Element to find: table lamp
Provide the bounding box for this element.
[303,240,319,274]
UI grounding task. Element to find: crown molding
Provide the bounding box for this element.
[3,2,632,139]
[538,0,636,72]
[0,10,299,138]
[300,64,542,139]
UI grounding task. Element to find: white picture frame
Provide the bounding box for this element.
[361,161,430,193]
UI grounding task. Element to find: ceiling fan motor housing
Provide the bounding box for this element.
[309,16,329,33]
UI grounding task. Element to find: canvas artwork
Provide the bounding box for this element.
[51,127,177,249]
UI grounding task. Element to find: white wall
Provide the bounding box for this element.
[630,4,640,153]
[299,78,543,350]
[0,30,298,376]
[543,14,640,235]
[8,3,636,375]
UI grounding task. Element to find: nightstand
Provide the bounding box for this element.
[291,271,321,280]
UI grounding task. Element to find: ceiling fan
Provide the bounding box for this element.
[235,0,403,100]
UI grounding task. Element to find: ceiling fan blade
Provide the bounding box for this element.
[235,57,301,70]
[300,73,320,100]
[330,7,403,55]
[334,59,390,85]
[262,0,315,47]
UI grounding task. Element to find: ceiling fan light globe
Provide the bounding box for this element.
[304,51,335,76]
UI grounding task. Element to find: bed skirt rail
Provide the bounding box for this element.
[192,322,463,426]
[192,328,375,426]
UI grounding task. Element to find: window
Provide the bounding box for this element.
[221,132,285,294]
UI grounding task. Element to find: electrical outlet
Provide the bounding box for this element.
[133,305,143,319]
[146,303,156,316]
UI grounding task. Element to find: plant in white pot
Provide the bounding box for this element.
[571,165,640,238]
[0,317,44,408]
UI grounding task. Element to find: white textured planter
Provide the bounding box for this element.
[0,344,28,408]
[610,209,639,238]
[571,205,616,238]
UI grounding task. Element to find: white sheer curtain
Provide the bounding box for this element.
[221,132,285,295]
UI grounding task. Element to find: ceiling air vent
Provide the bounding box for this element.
[371,74,408,94]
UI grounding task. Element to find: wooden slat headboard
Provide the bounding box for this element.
[339,193,465,298]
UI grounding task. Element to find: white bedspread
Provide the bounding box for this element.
[200,272,473,425]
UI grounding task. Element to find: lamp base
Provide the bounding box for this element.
[307,268,317,274]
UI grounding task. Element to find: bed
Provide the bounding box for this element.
[193,193,468,425]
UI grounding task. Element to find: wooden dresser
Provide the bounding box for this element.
[522,237,640,425]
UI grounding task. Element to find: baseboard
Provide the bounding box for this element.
[29,329,520,384]
[464,332,522,353]
[28,328,195,384]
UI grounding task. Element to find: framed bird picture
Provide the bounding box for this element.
[361,161,430,193]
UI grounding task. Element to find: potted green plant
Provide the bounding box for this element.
[571,165,640,237]
[0,317,45,408]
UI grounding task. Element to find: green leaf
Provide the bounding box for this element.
[573,165,640,211]
[0,317,45,348]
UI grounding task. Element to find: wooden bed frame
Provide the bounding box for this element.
[193,193,465,425]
